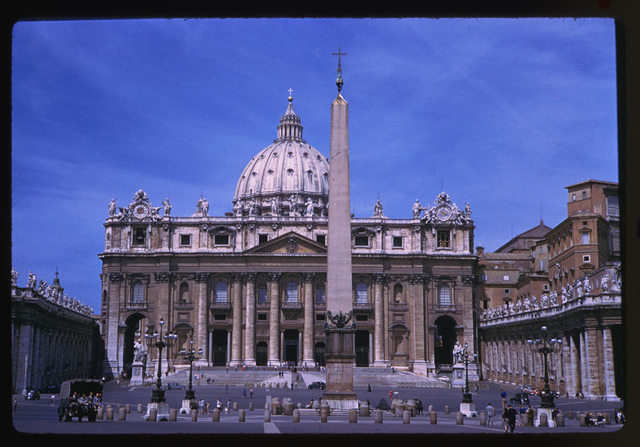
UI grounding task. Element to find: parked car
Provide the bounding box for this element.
[26,389,40,400]
[509,392,529,405]
[308,381,326,390]
[166,382,185,390]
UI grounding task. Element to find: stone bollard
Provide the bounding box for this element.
[527,409,535,426]
[406,399,416,417]
[402,410,411,424]
[320,404,329,423]
[249,401,254,411]
[212,408,221,422]
[137,403,143,414]
[556,411,565,427]
[283,398,294,416]
[456,412,464,425]
[430,411,437,424]
[276,383,280,388]
[118,406,127,421]
[444,404,449,414]
[239,409,245,422]
[191,409,198,422]
[148,407,157,422]
[97,406,104,420]
[428,404,433,413]
[264,408,271,423]
[359,402,370,417]
[349,409,358,424]
[520,413,527,426]
[169,408,177,422]
[479,410,487,426]
[125,404,131,414]
[233,401,239,411]
[105,405,114,421]
[539,412,548,427]
[604,412,611,425]
[375,409,383,424]
[272,397,281,415]
[293,409,300,423]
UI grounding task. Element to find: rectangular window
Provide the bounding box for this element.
[393,236,403,248]
[180,234,191,246]
[214,234,229,245]
[438,286,451,306]
[285,281,298,303]
[133,227,146,245]
[355,315,368,321]
[581,232,590,244]
[607,195,619,218]
[316,234,326,246]
[257,313,267,321]
[258,234,268,244]
[316,313,326,321]
[583,255,591,264]
[257,286,268,304]
[504,289,510,295]
[437,230,450,248]
[356,283,368,304]
[215,281,228,303]
[354,235,369,247]
[214,314,226,320]
[315,286,325,305]
[503,275,510,281]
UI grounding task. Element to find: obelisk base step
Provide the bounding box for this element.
[322,392,359,410]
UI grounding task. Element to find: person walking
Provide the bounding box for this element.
[249,387,254,399]
[486,402,495,427]
[503,404,517,433]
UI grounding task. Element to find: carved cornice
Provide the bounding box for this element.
[109,273,124,282]
[127,273,150,283]
[245,273,257,283]
[154,272,175,282]
[461,275,474,286]
[267,272,282,282]
[374,273,388,284]
[177,273,197,281]
[302,272,316,283]
[195,273,210,282]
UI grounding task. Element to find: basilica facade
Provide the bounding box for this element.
[99,94,478,378]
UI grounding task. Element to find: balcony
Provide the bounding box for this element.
[127,301,148,310]
[281,301,303,310]
[353,301,373,312]
[210,300,231,311]
[433,304,457,313]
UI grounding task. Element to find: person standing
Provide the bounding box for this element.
[504,404,517,433]
[486,402,495,427]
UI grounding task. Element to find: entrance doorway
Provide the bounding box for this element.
[256,342,268,366]
[284,330,299,364]
[212,330,228,366]
[314,342,326,366]
[434,315,457,369]
[355,331,370,367]
[123,313,145,378]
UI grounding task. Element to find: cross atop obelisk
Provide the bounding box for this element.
[332,48,347,93]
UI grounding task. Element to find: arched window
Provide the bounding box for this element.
[285,281,298,303]
[355,282,368,304]
[215,280,228,303]
[132,281,145,305]
[179,282,190,304]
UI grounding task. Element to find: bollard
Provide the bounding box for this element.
[428,404,433,413]
[137,403,143,414]
[320,404,329,423]
[456,412,464,425]
[479,410,487,426]
[96,406,104,420]
[212,408,221,422]
[125,403,131,414]
[567,410,575,420]
[349,409,358,424]
[527,409,535,426]
[293,409,300,423]
[264,408,271,423]
[604,412,611,425]
[539,412,548,427]
[430,411,437,424]
[402,410,411,424]
[406,399,416,417]
[118,406,127,421]
[191,409,198,422]
[249,401,254,411]
[520,413,527,426]
[238,409,245,422]
[578,412,586,427]
[148,407,157,422]
[556,411,565,427]
[375,409,383,424]
[359,402,370,417]
[272,397,281,415]
[233,401,239,411]
[105,405,114,421]
[283,398,294,416]
[169,408,177,422]
[444,404,449,414]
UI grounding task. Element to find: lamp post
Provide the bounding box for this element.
[460,343,478,404]
[180,330,203,401]
[165,331,178,376]
[144,317,177,403]
[527,326,562,409]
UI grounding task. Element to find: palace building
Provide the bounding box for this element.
[98,93,478,379]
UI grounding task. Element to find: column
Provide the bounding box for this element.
[579,331,589,397]
[16,323,33,393]
[230,274,243,366]
[373,274,386,367]
[244,274,256,366]
[585,327,602,398]
[298,331,302,365]
[280,331,285,363]
[563,334,573,397]
[302,273,315,367]
[601,326,619,400]
[208,331,213,366]
[410,275,427,375]
[570,333,579,395]
[369,332,373,365]
[226,331,231,365]
[268,273,281,366]
[196,273,209,366]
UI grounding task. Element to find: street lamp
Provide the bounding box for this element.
[180,330,203,401]
[527,326,562,408]
[460,343,478,404]
[144,317,176,403]
[165,330,178,376]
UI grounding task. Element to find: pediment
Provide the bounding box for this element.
[246,231,327,254]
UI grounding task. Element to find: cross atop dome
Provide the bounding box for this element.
[278,88,303,141]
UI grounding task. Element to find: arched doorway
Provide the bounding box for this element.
[434,315,457,369]
[283,330,299,365]
[123,313,146,378]
[256,342,268,366]
[355,330,370,366]
[212,330,228,366]
[314,342,326,366]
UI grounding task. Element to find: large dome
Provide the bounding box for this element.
[232,94,330,217]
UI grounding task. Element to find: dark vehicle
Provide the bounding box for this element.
[166,382,185,390]
[59,379,103,422]
[26,389,40,400]
[509,392,530,405]
[308,381,326,390]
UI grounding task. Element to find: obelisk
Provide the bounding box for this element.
[322,49,358,410]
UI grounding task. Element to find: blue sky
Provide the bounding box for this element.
[11,18,619,313]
